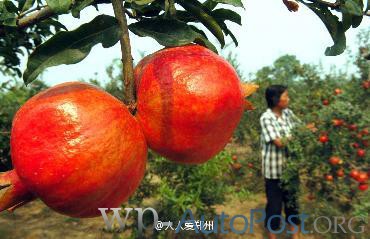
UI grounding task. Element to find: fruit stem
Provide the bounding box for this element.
[111,0,136,114]
[0,170,36,213]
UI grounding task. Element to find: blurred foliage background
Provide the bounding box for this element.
[0,29,369,239]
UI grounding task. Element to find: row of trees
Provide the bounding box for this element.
[0,29,369,239]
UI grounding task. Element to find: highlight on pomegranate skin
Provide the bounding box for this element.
[0,82,147,218]
[134,44,258,164]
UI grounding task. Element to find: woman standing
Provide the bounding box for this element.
[260,85,306,239]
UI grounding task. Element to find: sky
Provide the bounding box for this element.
[11,0,370,86]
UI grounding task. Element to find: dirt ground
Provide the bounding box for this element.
[0,192,318,239]
[0,143,317,239]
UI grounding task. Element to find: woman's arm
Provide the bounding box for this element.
[260,117,286,148]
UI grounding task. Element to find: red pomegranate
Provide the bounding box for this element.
[0,82,147,217]
[134,44,257,164]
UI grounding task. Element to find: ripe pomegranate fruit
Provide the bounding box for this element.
[231,162,243,171]
[332,119,344,127]
[356,172,369,183]
[322,99,329,106]
[334,88,342,95]
[134,44,258,164]
[329,156,341,165]
[357,149,366,158]
[307,193,315,201]
[325,174,334,181]
[0,82,147,217]
[362,140,369,147]
[362,80,370,89]
[347,124,357,131]
[358,183,368,191]
[350,169,360,180]
[232,155,238,161]
[319,135,329,143]
[360,128,369,135]
[336,169,344,177]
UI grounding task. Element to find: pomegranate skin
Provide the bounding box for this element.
[10,82,147,217]
[135,45,245,164]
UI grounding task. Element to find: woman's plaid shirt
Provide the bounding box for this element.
[260,108,301,179]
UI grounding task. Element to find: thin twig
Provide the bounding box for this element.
[111,0,136,114]
[312,0,340,9]
[19,4,47,18]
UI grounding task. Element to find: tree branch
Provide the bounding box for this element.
[111,0,136,114]
[300,0,370,15]
[312,0,340,9]
[17,6,54,28]
[0,1,117,36]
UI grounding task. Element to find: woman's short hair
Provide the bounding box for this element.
[265,85,288,108]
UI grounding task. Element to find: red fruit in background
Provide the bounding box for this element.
[336,169,344,177]
[357,149,366,158]
[248,163,254,168]
[0,82,147,217]
[231,163,243,171]
[319,135,329,143]
[332,119,344,127]
[325,174,334,181]
[348,124,357,131]
[322,99,330,106]
[134,45,258,164]
[362,140,369,147]
[307,194,315,201]
[351,142,360,148]
[334,88,342,95]
[329,156,341,165]
[360,128,369,135]
[358,183,368,191]
[362,81,370,89]
[232,155,238,161]
[350,169,360,180]
[356,172,369,183]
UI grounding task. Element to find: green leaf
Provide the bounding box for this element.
[177,0,225,47]
[341,0,363,16]
[41,19,68,31]
[342,13,352,30]
[128,18,217,52]
[203,0,218,10]
[211,8,241,25]
[211,0,244,8]
[23,15,121,85]
[71,0,94,18]
[46,0,72,13]
[176,11,197,22]
[4,0,18,13]
[350,0,364,28]
[132,0,155,5]
[302,2,346,56]
[340,0,363,29]
[0,1,17,26]
[19,0,35,12]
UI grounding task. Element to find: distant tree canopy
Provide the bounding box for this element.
[0,0,369,84]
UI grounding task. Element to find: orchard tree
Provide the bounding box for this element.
[0,0,369,230]
[0,0,370,101]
